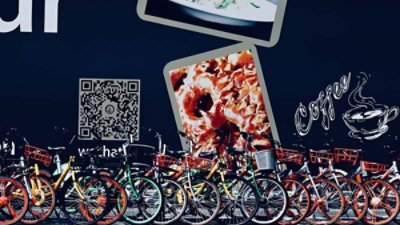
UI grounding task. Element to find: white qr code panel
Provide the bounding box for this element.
[79,78,140,141]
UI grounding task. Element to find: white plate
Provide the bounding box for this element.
[169,0,277,26]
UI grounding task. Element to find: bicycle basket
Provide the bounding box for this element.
[255,150,275,170]
[24,145,52,167]
[309,150,334,165]
[183,156,215,171]
[275,148,303,165]
[360,161,389,173]
[334,148,360,166]
[156,154,178,168]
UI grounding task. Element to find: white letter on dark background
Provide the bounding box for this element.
[45,0,60,33]
[0,0,33,33]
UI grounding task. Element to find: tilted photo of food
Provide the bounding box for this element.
[139,0,286,46]
[168,0,277,26]
[168,50,274,155]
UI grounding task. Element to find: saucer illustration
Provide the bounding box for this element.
[343,72,399,140]
[348,125,389,140]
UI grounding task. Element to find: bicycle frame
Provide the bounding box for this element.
[145,133,181,182]
[277,157,322,199]
[16,158,39,198]
[345,164,375,183]
[5,158,44,203]
[315,161,344,188]
[36,154,86,199]
[313,159,365,204]
[112,160,143,200]
[206,159,235,201]
[177,139,236,202]
[376,160,400,183]
[239,138,274,201]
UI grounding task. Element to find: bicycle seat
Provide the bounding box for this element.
[198,150,217,159]
[48,146,66,151]
[225,147,244,155]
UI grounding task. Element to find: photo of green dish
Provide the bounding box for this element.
[169,0,278,26]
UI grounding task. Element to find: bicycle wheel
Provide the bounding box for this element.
[0,177,29,225]
[217,174,259,225]
[98,176,127,225]
[362,179,400,225]
[154,179,188,225]
[334,177,368,225]
[252,176,288,224]
[181,179,221,225]
[123,176,163,224]
[390,179,400,224]
[21,176,56,224]
[60,174,110,225]
[278,179,310,225]
[304,178,345,225]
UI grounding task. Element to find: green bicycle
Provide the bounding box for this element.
[95,143,163,225]
[227,131,289,224]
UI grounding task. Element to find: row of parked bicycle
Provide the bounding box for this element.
[0,127,399,225]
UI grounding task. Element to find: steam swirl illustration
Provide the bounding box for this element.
[343,72,399,140]
[348,73,376,110]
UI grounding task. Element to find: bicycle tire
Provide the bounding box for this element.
[153,179,188,225]
[59,173,110,225]
[0,177,29,225]
[390,179,400,224]
[180,178,221,225]
[252,176,289,225]
[20,176,56,224]
[279,179,311,225]
[215,174,259,225]
[333,177,368,225]
[97,176,128,225]
[122,176,163,224]
[362,179,400,225]
[304,178,345,225]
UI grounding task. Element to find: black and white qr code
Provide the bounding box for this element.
[79,78,140,141]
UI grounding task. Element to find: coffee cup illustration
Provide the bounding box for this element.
[343,105,399,140]
[343,72,399,140]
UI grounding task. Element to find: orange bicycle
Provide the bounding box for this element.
[4,148,56,225]
[333,147,400,225]
[309,148,368,225]
[0,140,29,225]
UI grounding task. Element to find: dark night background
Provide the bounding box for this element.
[0,0,399,164]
